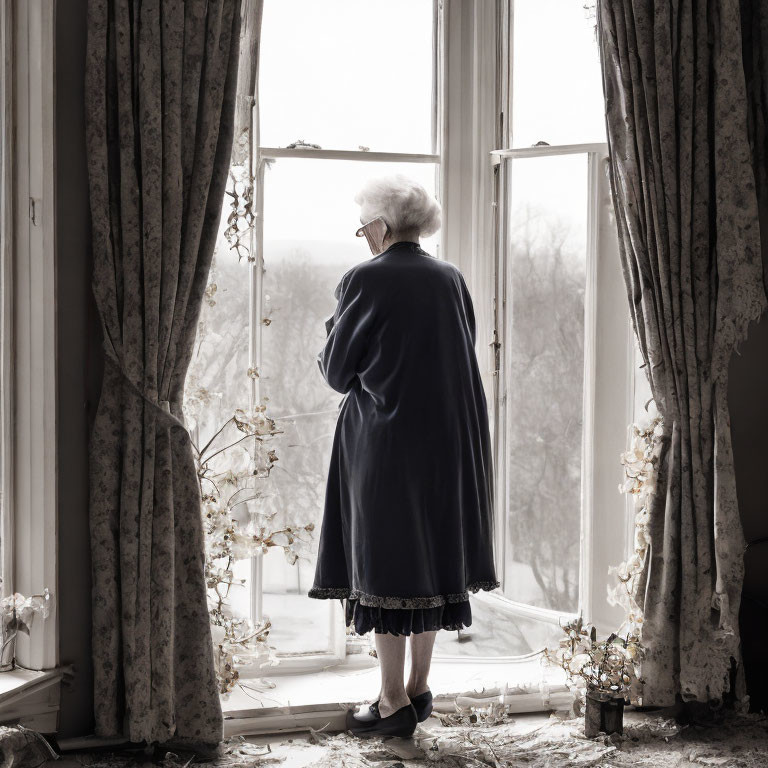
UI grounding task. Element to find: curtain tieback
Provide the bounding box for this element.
[103,350,189,434]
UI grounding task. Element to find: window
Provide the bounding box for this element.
[490,0,632,650]
[257,0,435,154]
[0,1,12,599]
[0,0,58,671]
[258,158,440,658]
[185,0,440,669]
[187,0,633,682]
[510,0,607,147]
[502,151,591,615]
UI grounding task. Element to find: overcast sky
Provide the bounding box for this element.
[254,0,603,261]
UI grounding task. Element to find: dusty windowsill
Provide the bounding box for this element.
[0,667,64,731]
[222,654,572,737]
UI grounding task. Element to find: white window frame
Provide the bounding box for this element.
[235,0,633,680]
[0,0,13,601]
[237,1,443,676]
[486,0,633,639]
[1,0,58,671]
[491,144,632,635]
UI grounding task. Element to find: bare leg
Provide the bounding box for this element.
[406,629,436,697]
[374,631,411,718]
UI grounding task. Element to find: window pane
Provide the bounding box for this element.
[433,595,563,657]
[183,197,257,649]
[504,153,588,614]
[185,241,250,448]
[259,0,434,153]
[260,158,439,654]
[512,1,605,146]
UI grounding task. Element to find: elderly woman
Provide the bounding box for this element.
[308,174,498,737]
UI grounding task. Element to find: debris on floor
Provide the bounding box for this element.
[59,709,768,768]
[0,725,58,768]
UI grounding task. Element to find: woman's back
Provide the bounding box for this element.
[312,239,497,605]
[321,242,483,420]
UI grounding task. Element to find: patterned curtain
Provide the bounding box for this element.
[85,0,242,744]
[597,0,768,705]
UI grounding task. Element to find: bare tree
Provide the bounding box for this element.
[505,206,586,612]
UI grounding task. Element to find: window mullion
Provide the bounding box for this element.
[258,147,439,164]
[578,150,601,624]
[249,154,267,626]
[491,143,608,159]
[0,0,14,601]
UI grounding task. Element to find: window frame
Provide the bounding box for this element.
[1,0,14,600]
[491,143,632,634]
[1,0,58,671]
[237,0,443,675]
[488,0,634,637]
[233,0,633,678]
[248,149,442,672]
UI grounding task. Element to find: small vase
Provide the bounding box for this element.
[584,691,624,738]
[0,628,16,671]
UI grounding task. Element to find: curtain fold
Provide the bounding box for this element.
[597,0,768,706]
[85,0,242,744]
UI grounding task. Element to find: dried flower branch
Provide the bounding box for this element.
[184,139,322,694]
[223,165,255,263]
[546,413,663,710]
[544,617,644,714]
[188,403,318,694]
[608,414,664,639]
[435,700,516,728]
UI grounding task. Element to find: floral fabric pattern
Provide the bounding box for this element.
[597,0,768,705]
[85,0,242,744]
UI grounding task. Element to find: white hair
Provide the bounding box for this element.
[354,174,442,238]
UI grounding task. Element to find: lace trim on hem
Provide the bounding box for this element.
[307,587,349,600]
[307,580,500,609]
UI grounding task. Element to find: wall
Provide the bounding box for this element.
[731,316,768,548]
[55,0,97,737]
[49,0,768,736]
[729,238,768,709]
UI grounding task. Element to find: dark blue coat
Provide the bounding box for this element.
[307,240,499,611]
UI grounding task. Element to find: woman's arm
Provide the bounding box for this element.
[317,268,375,394]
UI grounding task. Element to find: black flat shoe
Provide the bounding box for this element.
[345,700,418,737]
[409,690,433,722]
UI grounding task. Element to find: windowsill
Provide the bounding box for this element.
[222,654,572,737]
[0,666,64,731]
[237,589,574,680]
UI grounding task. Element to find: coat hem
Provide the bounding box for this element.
[307,580,500,609]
